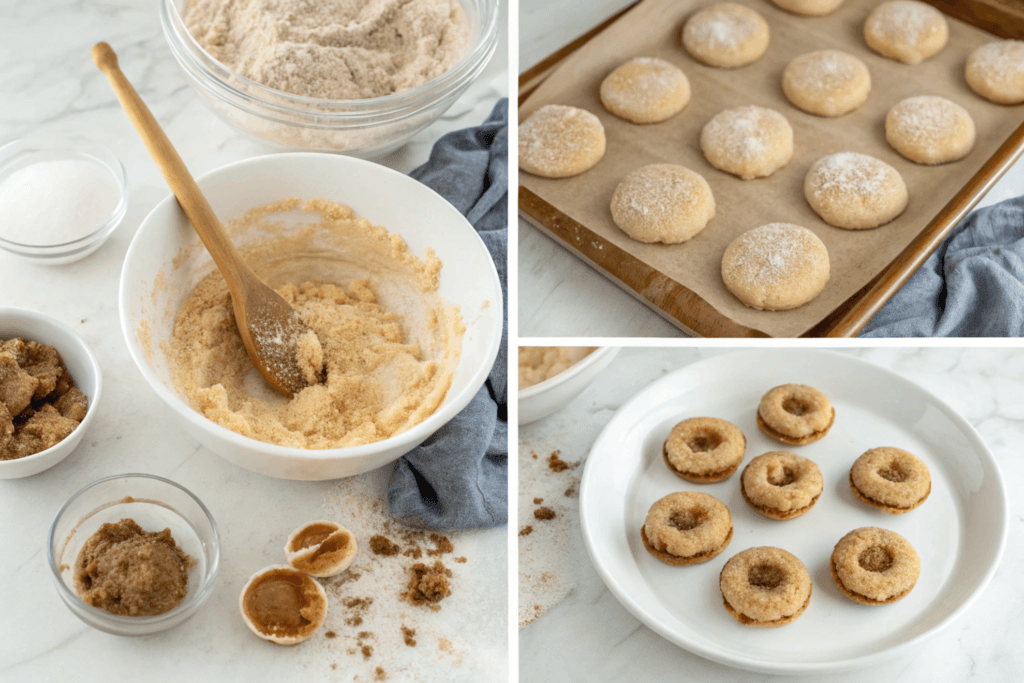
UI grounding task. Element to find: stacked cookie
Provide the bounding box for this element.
[640,382,930,627]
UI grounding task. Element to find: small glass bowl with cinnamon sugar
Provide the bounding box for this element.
[47,473,220,636]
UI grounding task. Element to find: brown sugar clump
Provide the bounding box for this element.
[454,556,467,564]
[370,535,401,556]
[548,451,571,472]
[325,631,337,639]
[406,560,452,608]
[427,533,453,556]
[375,667,387,681]
[74,518,194,617]
[0,338,87,461]
[403,547,423,559]
[402,625,417,646]
[534,507,557,521]
[519,526,534,536]
[240,565,328,645]
[533,497,543,504]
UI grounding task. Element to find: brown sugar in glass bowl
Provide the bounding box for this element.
[641,491,733,566]
[48,474,220,636]
[663,417,746,483]
[757,384,835,445]
[831,527,920,604]
[849,447,931,513]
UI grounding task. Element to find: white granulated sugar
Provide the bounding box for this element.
[602,59,683,111]
[813,153,887,200]
[889,96,959,147]
[731,224,817,286]
[875,1,936,44]
[305,474,506,681]
[706,107,770,160]
[519,105,603,173]
[972,41,1024,79]
[183,0,471,100]
[0,159,120,246]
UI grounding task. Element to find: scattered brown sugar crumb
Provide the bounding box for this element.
[534,507,557,521]
[344,597,374,609]
[375,667,387,681]
[370,535,400,556]
[325,631,337,639]
[331,664,337,670]
[406,560,452,608]
[533,497,543,504]
[361,645,374,659]
[519,525,534,536]
[454,556,467,564]
[403,547,423,559]
[548,450,573,472]
[427,533,453,556]
[438,637,453,653]
[346,615,363,626]
[401,625,417,646]
[532,451,538,459]
[73,518,195,616]
[565,484,577,497]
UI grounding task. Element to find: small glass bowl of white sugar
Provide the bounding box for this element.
[0,137,129,265]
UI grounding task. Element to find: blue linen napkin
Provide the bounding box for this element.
[386,99,508,530]
[862,194,1024,337]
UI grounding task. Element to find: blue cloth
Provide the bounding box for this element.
[862,195,1024,337]
[387,99,508,530]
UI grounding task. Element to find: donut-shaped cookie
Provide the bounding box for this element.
[682,3,770,69]
[719,546,812,627]
[769,0,845,16]
[600,57,691,124]
[641,491,733,566]
[519,104,606,178]
[700,105,793,180]
[721,223,830,311]
[741,452,823,520]
[831,527,921,604]
[610,164,716,244]
[966,40,1024,105]
[849,447,931,513]
[886,96,976,165]
[663,417,746,483]
[804,152,908,230]
[864,1,948,65]
[757,384,835,445]
[782,50,871,117]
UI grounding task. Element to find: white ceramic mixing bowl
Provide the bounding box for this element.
[119,153,502,480]
[518,347,620,425]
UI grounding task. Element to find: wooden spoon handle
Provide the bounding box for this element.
[91,42,251,293]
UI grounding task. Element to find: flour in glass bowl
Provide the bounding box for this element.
[0,160,120,246]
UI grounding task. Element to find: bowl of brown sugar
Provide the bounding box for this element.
[47,474,220,636]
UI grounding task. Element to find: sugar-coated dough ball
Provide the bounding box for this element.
[519,104,606,178]
[700,105,793,180]
[864,1,948,65]
[886,96,975,165]
[804,152,908,230]
[769,0,845,16]
[783,51,871,117]
[966,40,1024,105]
[721,223,830,311]
[600,57,691,124]
[610,164,716,244]
[682,3,770,68]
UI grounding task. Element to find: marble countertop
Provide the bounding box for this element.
[0,1,508,681]
[517,0,1024,338]
[518,347,1024,681]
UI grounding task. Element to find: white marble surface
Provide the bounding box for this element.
[518,347,1024,681]
[517,0,1024,338]
[0,1,508,681]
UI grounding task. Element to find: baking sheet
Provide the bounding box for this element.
[519,0,1024,337]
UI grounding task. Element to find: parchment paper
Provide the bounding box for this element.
[519,0,1024,337]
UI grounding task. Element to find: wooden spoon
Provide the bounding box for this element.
[92,42,315,397]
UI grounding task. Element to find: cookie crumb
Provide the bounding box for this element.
[534,507,557,521]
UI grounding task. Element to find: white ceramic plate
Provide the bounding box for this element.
[579,349,1007,675]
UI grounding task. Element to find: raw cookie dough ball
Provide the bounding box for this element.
[721,223,830,311]
[719,546,812,627]
[600,57,691,124]
[641,491,733,566]
[610,164,716,244]
[782,50,872,117]
[700,106,793,180]
[831,527,921,604]
[849,446,931,513]
[864,1,948,65]
[886,96,975,165]
[682,3,770,69]
[966,40,1024,105]
[519,104,606,178]
[662,416,746,482]
[769,0,845,16]
[804,152,908,229]
[757,384,835,445]
[741,451,824,520]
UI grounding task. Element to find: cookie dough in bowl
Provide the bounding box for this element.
[119,153,502,480]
